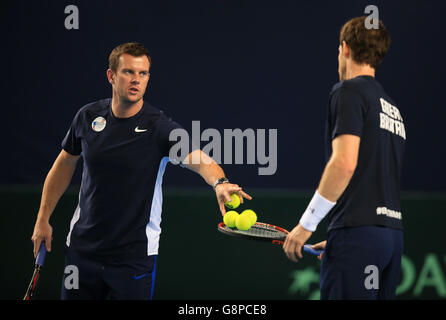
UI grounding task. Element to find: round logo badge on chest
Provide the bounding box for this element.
[91,117,106,132]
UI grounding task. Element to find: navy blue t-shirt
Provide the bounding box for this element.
[62,98,194,260]
[325,76,406,231]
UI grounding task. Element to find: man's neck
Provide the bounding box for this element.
[111,96,143,119]
[345,62,375,80]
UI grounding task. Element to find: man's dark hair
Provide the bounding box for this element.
[340,16,391,69]
[109,42,151,72]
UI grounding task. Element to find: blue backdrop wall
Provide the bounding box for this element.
[2,0,445,191]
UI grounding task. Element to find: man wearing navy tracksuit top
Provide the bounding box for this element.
[283,17,406,299]
[31,42,251,300]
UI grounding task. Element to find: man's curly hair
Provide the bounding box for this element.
[340,16,391,69]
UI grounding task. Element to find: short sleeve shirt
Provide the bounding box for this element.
[62,98,197,259]
[325,76,406,231]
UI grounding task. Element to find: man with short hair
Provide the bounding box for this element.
[31,42,251,300]
[283,17,406,300]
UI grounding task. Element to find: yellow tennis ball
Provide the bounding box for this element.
[223,211,239,228]
[235,214,252,231]
[225,193,240,209]
[241,209,257,226]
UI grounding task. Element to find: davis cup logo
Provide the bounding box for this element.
[92,117,106,132]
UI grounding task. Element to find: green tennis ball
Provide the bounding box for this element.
[225,193,240,209]
[235,214,252,231]
[223,211,239,228]
[241,209,257,226]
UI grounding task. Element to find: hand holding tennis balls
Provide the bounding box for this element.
[221,191,257,231]
[214,182,252,216]
[224,193,241,209]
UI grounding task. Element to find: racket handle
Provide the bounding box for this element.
[36,241,47,267]
[303,244,323,256]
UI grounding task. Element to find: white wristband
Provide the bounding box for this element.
[299,190,336,232]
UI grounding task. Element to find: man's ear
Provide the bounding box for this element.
[106,69,115,85]
[341,41,350,58]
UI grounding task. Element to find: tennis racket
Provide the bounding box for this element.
[23,241,47,300]
[217,222,324,256]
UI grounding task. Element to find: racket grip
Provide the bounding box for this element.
[303,244,323,256]
[36,241,47,267]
